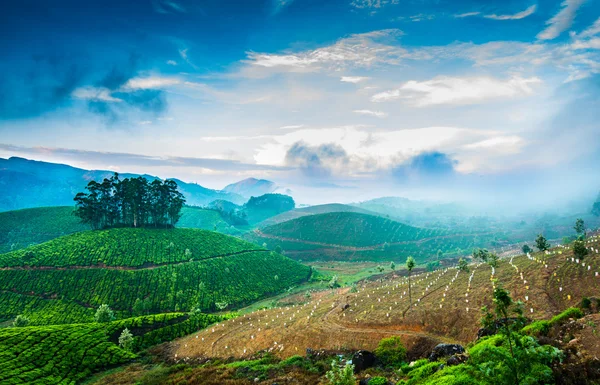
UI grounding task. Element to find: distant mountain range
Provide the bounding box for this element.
[0,157,270,212]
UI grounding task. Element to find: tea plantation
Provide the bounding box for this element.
[0,312,223,385]
[248,212,495,262]
[0,228,311,323]
[0,206,89,253]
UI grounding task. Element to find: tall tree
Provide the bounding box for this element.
[458,257,470,273]
[406,256,416,310]
[535,234,550,252]
[74,175,185,229]
[574,218,585,239]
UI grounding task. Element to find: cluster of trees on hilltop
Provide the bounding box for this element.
[205,193,295,226]
[74,174,185,229]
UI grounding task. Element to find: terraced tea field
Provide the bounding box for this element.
[0,228,311,324]
[247,212,500,262]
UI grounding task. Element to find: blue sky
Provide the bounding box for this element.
[0,0,599,207]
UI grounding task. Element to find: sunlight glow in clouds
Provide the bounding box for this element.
[371,76,542,106]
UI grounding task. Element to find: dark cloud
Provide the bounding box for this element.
[0,53,87,119]
[0,143,290,172]
[392,151,456,182]
[0,50,167,122]
[285,141,349,178]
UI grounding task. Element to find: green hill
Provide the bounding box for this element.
[0,206,89,253]
[0,206,243,254]
[0,312,223,385]
[177,206,242,234]
[0,228,311,325]
[247,212,496,262]
[256,203,388,228]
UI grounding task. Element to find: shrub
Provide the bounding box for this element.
[95,304,115,323]
[369,376,388,385]
[549,307,584,326]
[325,359,356,385]
[118,328,134,351]
[573,240,589,259]
[12,315,30,327]
[375,336,407,367]
[522,320,550,336]
[581,297,592,309]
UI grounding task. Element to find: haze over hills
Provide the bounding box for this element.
[0,157,247,211]
[222,177,279,199]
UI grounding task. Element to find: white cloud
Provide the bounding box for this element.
[124,76,181,90]
[577,17,600,38]
[537,0,586,40]
[372,76,542,106]
[244,29,405,73]
[484,5,537,20]
[370,89,401,102]
[273,0,294,14]
[167,60,177,66]
[253,125,524,175]
[455,12,481,18]
[72,87,122,102]
[280,125,305,130]
[410,14,435,22]
[353,109,388,118]
[464,136,523,150]
[341,76,370,83]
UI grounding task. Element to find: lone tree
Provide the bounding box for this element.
[574,218,586,239]
[521,245,532,254]
[480,283,526,385]
[535,234,550,252]
[488,253,500,269]
[458,257,470,273]
[406,256,416,309]
[95,304,115,323]
[573,240,589,260]
[118,328,134,351]
[472,248,491,263]
[329,275,340,289]
[390,261,396,271]
[13,315,30,327]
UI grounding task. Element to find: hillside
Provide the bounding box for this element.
[0,312,223,385]
[247,212,491,262]
[177,206,241,234]
[0,228,311,324]
[0,205,242,253]
[222,177,277,198]
[171,235,600,364]
[0,157,244,211]
[256,203,382,228]
[0,206,89,253]
[243,193,295,225]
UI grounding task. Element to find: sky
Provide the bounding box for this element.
[0,0,599,208]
